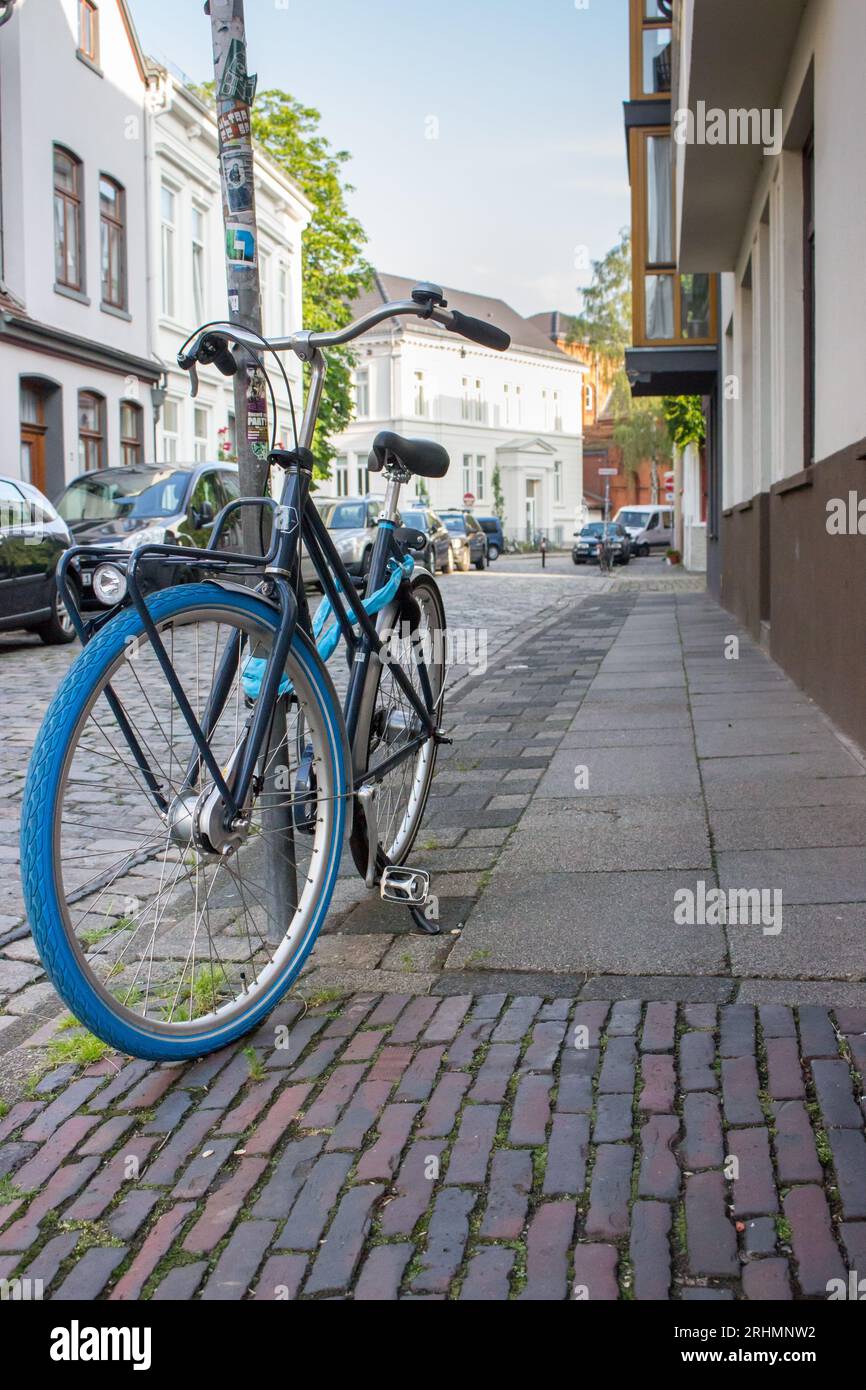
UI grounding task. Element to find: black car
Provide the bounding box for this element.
[56,462,242,611]
[399,505,454,574]
[438,510,488,571]
[0,475,75,643]
[572,522,631,566]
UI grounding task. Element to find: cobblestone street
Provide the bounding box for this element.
[2,559,864,1301]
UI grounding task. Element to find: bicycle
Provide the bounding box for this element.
[20,282,510,1060]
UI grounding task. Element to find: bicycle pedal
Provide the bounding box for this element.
[380,865,430,906]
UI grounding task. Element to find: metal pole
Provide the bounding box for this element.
[206,0,269,555]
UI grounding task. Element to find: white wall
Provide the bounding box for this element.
[331,326,584,539]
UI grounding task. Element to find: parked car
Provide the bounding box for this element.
[613,505,673,557]
[398,505,454,573]
[0,475,75,643]
[56,462,242,611]
[572,521,631,566]
[438,510,488,571]
[314,496,382,578]
[476,515,504,561]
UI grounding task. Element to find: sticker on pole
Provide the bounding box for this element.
[218,104,251,146]
[226,224,256,267]
[222,149,254,213]
[217,38,257,106]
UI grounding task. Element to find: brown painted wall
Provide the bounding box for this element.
[719,497,766,641]
[769,438,866,748]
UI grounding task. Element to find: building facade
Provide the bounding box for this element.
[0,0,310,498]
[0,0,160,498]
[148,69,310,466]
[332,274,585,543]
[625,0,866,748]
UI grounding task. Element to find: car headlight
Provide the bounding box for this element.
[92,562,127,607]
[113,524,168,552]
[335,535,357,557]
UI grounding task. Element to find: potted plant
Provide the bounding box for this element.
[665,547,682,567]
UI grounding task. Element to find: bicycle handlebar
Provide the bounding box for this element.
[176,283,511,378]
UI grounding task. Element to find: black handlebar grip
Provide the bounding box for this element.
[447,310,511,352]
[195,333,239,377]
[212,344,238,377]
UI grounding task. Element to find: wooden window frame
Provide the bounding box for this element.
[120,400,142,467]
[630,125,718,348]
[79,391,106,472]
[629,0,673,102]
[99,175,126,310]
[78,0,99,65]
[54,146,83,292]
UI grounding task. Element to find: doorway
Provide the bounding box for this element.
[20,378,63,498]
[525,479,538,541]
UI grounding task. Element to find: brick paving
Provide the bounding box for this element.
[0,992,864,1300]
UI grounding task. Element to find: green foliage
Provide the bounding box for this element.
[196,82,373,474]
[610,373,672,480]
[662,395,706,449]
[568,228,632,360]
[251,91,373,472]
[491,463,506,522]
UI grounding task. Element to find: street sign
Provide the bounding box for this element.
[665,491,675,503]
[663,471,675,485]
[598,468,618,477]
[463,492,475,506]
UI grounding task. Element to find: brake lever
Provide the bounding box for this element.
[187,362,199,399]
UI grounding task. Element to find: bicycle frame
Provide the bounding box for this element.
[55,347,442,836]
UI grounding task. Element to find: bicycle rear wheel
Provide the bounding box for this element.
[21,583,348,1060]
[349,570,446,880]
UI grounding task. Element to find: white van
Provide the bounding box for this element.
[613,505,673,557]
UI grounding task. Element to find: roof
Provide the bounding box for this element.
[354,273,574,360]
[526,310,579,343]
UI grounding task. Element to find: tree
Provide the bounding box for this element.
[568,228,632,361]
[491,462,506,522]
[196,83,373,474]
[611,373,672,503]
[250,92,373,473]
[662,395,706,450]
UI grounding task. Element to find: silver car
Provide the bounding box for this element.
[302,494,382,586]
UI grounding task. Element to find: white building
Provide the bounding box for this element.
[332,273,585,542]
[148,69,311,465]
[0,0,159,496]
[0,0,311,497]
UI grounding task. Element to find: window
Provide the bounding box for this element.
[475,456,486,500]
[194,406,209,462]
[78,0,99,64]
[414,371,427,417]
[462,378,483,423]
[630,0,672,100]
[191,205,206,323]
[553,392,562,432]
[354,367,370,418]
[78,391,105,471]
[160,183,176,318]
[554,460,563,504]
[462,454,473,497]
[162,398,180,463]
[277,263,289,335]
[120,401,142,466]
[54,147,83,291]
[99,176,126,309]
[631,126,717,347]
[804,131,815,467]
[355,454,369,495]
[584,384,595,418]
[333,454,349,497]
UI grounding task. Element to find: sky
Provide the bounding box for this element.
[128,0,631,320]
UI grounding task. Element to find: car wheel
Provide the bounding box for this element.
[444,546,455,574]
[572,553,583,566]
[36,583,76,646]
[474,550,486,571]
[459,546,471,573]
[361,547,372,577]
[426,545,436,573]
[487,544,499,561]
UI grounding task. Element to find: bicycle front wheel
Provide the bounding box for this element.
[21,583,348,1060]
[350,570,446,879]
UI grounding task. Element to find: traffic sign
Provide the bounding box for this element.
[598,468,618,477]
[463,492,475,506]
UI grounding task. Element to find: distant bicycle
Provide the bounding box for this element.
[20,282,510,1060]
